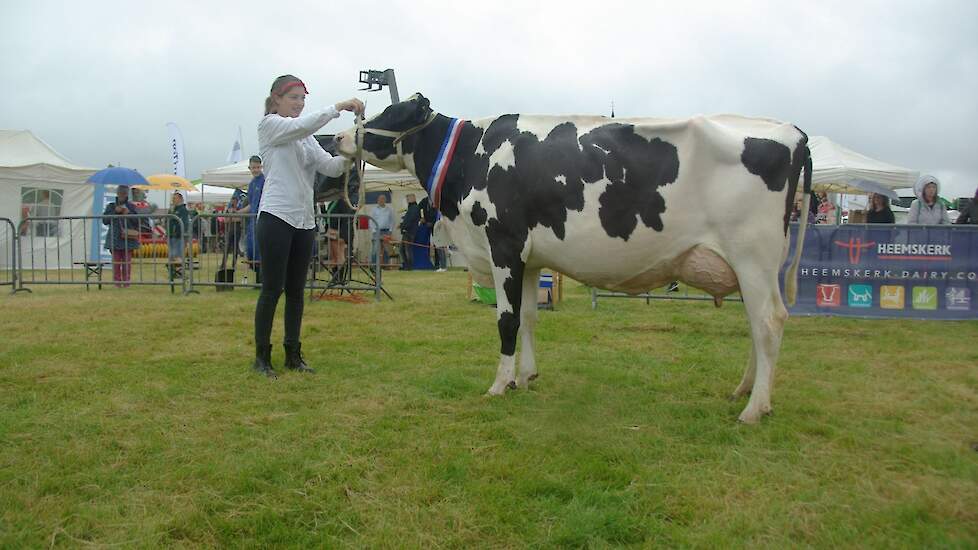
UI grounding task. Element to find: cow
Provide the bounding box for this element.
[334,94,811,423]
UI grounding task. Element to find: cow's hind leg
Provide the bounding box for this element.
[735,268,788,423]
[517,267,542,388]
[731,347,756,399]
[487,261,526,395]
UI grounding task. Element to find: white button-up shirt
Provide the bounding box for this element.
[369,204,394,232]
[257,106,348,229]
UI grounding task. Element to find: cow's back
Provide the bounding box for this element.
[450,113,805,293]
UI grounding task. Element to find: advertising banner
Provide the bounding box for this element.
[166,122,187,179]
[782,224,978,319]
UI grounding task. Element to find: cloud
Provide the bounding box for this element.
[2,0,976,197]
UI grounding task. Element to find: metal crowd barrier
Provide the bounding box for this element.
[589,222,978,309]
[16,214,191,293]
[590,283,741,309]
[187,212,386,301]
[1,217,17,294]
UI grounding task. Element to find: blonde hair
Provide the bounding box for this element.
[264,74,304,115]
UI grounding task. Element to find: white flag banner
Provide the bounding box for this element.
[226,126,243,164]
[166,122,187,178]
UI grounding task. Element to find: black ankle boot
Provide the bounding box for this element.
[253,344,277,378]
[284,343,315,373]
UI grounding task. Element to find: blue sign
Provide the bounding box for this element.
[781,224,978,319]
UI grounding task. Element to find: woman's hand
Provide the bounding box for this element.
[335,98,365,117]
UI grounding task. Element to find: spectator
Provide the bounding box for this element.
[324,198,352,267]
[226,188,246,256]
[816,192,837,224]
[167,191,190,268]
[954,188,978,225]
[198,203,214,253]
[908,175,950,225]
[419,195,447,272]
[399,193,421,270]
[865,193,895,224]
[368,194,394,266]
[252,73,363,378]
[238,155,265,282]
[101,185,140,288]
[790,196,815,224]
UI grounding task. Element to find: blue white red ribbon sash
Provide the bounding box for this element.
[426,118,465,209]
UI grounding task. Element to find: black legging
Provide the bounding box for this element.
[254,213,315,348]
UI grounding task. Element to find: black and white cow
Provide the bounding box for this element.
[335,94,811,423]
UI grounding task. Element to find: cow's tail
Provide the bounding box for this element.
[785,148,812,306]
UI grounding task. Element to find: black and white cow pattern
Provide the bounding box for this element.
[336,94,811,423]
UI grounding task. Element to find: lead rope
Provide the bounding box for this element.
[342,111,366,212]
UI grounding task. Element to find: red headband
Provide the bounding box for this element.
[276,80,308,96]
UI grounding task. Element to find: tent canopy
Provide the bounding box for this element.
[810,136,918,198]
[0,129,97,184]
[200,159,419,191]
[185,186,235,205]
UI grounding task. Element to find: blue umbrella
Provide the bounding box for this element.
[86,167,148,262]
[87,166,149,186]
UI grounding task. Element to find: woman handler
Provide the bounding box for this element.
[253,74,363,377]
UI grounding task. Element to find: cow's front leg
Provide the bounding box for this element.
[517,268,542,388]
[487,261,525,395]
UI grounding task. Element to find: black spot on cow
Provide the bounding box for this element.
[471,201,487,226]
[392,102,681,358]
[497,311,520,356]
[741,138,792,192]
[781,132,810,234]
[580,124,680,240]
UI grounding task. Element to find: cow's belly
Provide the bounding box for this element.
[535,238,739,296]
[444,216,742,297]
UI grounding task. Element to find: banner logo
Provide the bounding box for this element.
[912,287,938,310]
[816,284,841,307]
[880,285,905,309]
[834,238,876,265]
[847,284,873,308]
[945,287,971,311]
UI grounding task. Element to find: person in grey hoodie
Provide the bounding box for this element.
[908,175,950,225]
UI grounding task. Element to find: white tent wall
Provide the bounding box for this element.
[1,180,93,270]
[0,130,97,269]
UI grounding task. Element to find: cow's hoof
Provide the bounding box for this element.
[487,380,516,395]
[737,405,772,424]
[517,373,538,389]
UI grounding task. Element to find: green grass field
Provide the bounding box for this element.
[1,272,977,548]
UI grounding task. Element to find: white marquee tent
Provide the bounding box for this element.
[185,185,235,205]
[200,158,424,214]
[809,136,918,198]
[0,129,98,269]
[201,159,420,191]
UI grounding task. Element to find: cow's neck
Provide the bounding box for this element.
[409,114,470,210]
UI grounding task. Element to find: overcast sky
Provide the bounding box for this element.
[2,0,977,197]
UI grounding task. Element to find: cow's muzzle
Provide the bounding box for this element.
[334,131,357,158]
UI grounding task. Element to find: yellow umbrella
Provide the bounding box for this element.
[134,174,196,191]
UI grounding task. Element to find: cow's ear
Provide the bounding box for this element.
[415,94,431,121]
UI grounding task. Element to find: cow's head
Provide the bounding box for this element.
[335,93,434,173]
